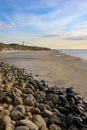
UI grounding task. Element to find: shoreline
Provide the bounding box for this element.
[0,50,87,100]
[59,50,87,61]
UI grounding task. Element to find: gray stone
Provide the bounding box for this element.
[11,110,25,121]
[47,94,58,104]
[49,124,62,130]
[14,105,25,114]
[30,108,41,115]
[25,106,33,112]
[48,115,61,124]
[38,103,46,111]
[65,114,74,128]
[68,124,80,130]
[24,94,35,106]
[2,96,12,104]
[42,109,53,117]
[32,115,46,128]
[45,101,53,108]
[22,88,34,95]
[14,96,23,106]
[46,104,52,111]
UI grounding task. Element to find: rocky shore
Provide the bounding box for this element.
[0,62,87,130]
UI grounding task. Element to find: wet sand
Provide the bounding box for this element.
[0,50,87,100]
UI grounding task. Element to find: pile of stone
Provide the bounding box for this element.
[0,62,87,130]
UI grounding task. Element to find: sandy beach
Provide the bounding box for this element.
[0,50,87,100]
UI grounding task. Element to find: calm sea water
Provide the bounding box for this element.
[59,50,87,60]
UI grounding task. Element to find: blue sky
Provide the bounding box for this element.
[0,0,87,48]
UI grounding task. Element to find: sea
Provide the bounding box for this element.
[59,49,87,60]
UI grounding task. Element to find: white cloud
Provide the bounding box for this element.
[5,8,82,31]
[1,0,87,44]
[0,22,15,30]
[78,0,87,10]
[41,0,59,8]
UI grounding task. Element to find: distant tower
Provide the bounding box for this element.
[23,41,24,46]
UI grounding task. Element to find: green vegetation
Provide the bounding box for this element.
[0,42,51,51]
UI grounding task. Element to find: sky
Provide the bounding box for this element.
[0,0,87,49]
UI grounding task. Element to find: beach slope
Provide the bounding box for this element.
[0,50,87,99]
